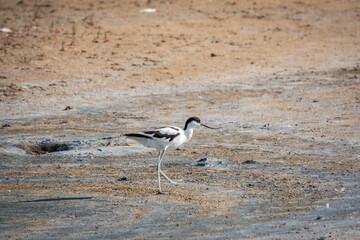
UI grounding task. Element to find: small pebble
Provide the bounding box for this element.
[198,158,207,162]
[196,163,206,167]
[242,159,257,164]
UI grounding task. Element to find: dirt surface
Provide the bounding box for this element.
[1,0,360,239]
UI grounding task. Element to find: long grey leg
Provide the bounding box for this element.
[160,169,178,185]
[157,150,178,185]
[157,148,167,194]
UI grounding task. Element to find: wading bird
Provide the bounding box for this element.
[125,117,219,194]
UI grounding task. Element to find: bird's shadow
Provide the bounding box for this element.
[18,197,92,203]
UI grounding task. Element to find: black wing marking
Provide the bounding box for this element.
[144,131,180,142]
[125,133,153,139]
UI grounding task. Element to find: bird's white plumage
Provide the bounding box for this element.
[125,126,191,150]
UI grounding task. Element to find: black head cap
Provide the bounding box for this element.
[184,117,201,130]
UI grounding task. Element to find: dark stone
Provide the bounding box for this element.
[242,159,257,164]
[198,158,207,162]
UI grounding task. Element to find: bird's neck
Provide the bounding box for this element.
[184,127,194,140]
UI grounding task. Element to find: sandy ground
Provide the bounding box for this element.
[1,0,360,239]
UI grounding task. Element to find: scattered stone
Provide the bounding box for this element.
[118,177,127,181]
[242,159,257,164]
[0,27,12,33]
[196,158,207,166]
[198,158,207,162]
[196,163,206,167]
[210,53,216,57]
[140,8,156,13]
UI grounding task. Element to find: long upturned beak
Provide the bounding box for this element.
[201,123,221,129]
